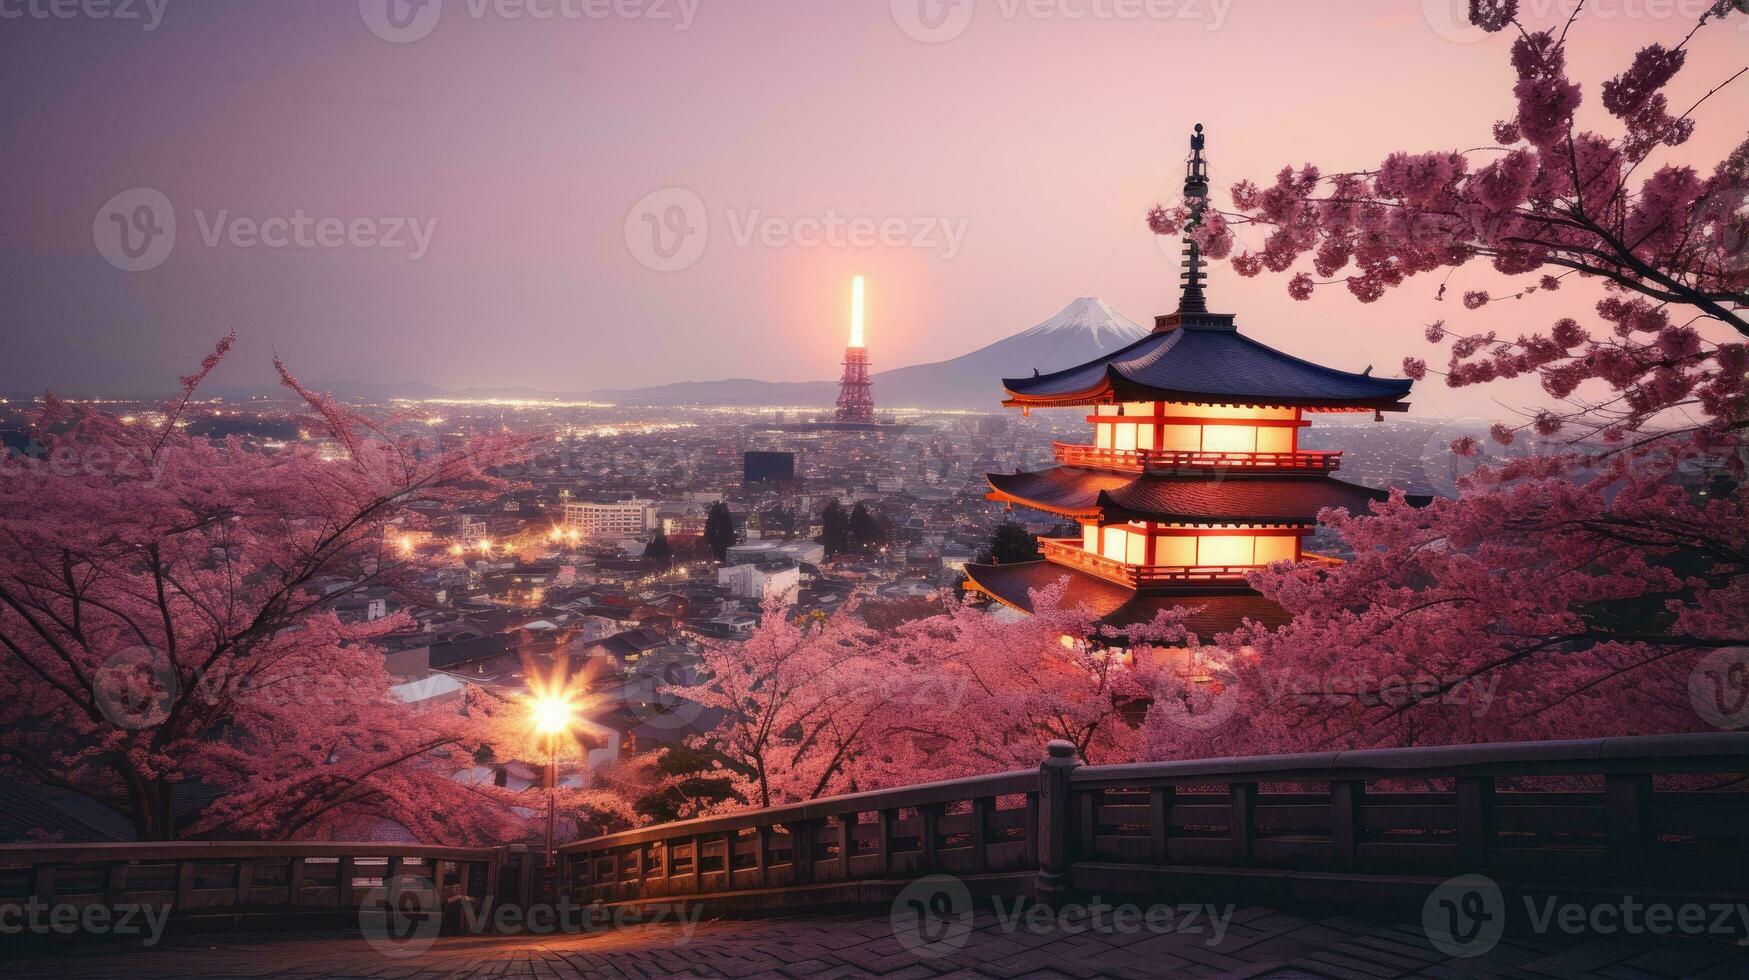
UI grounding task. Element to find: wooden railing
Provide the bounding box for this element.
[1063,732,1749,898]
[4,734,1745,933]
[1053,443,1342,473]
[0,841,530,923]
[562,733,1749,911]
[562,769,1040,905]
[1038,538,1256,588]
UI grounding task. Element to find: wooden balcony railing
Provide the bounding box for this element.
[4,734,1747,935]
[0,841,528,925]
[563,733,1749,913]
[1053,442,1343,473]
[561,769,1041,905]
[1038,538,1257,588]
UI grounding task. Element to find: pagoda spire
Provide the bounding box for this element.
[1177,123,1210,314]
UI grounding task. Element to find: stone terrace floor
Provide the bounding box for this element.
[4,905,1747,979]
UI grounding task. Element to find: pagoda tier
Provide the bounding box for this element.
[987,468,1408,526]
[1002,311,1413,413]
[963,559,1291,643]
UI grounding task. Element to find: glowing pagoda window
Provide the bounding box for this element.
[1082,523,1099,553]
[1153,536,1196,567]
[1095,424,1113,449]
[1101,526,1128,562]
[1202,425,1258,453]
[1113,423,1137,452]
[1197,535,1256,567]
[1159,425,1201,451]
[1257,427,1294,453]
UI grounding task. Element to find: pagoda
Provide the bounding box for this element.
[963,124,1421,641]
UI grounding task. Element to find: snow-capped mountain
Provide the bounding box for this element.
[865,297,1148,409]
[586,298,1150,410]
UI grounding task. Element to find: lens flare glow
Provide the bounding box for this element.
[849,275,865,348]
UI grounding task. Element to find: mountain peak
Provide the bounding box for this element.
[1015,297,1147,346]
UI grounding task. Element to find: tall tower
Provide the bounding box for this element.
[835,275,876,423]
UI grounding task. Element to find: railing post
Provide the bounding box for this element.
[1331,781,1362,870]
[877,809,897,877]
[756,826,771,888]
[970,798,991,874]
[836,814,855,880]
[335,855,355,909]
[920,805,943,871]
[1456,777,1494,868]
[791,821,820,885]
[1606,773,1653,876]
[1229,783,1256,865]
[1035,739,1080,902]
[1149,786,1174,866]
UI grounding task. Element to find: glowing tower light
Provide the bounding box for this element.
[849,274,866,348]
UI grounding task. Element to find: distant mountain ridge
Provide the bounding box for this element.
[310,298,1148,411]
[579,297,1148,410]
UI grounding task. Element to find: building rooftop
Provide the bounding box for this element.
[963,560,1290,642]
[1000,314,1413,411]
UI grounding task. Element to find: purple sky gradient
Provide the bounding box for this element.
[2,0,1744,419]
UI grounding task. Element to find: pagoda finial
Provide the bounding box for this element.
[1178,123,1210,315]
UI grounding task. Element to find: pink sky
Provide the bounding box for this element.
[1,0,1743,420]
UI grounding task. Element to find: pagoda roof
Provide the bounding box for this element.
[989,467,1422,526]
[985,467,1134,518]
[1001,313,1414,411]
[964,560,1289,641]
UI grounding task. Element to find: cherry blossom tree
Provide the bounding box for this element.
[1141,0,1749,754]
[680,588,1195,809]
[0,339,634,842]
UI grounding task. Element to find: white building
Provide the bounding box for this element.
[717,560,801,603]
[563,498,655,539]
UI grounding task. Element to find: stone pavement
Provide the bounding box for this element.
[4,904,1747,979]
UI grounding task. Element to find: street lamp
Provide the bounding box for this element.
[530,693,575,867]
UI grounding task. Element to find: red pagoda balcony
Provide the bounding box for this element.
[1038,538,1258,589]
[1052,443,1343,473]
